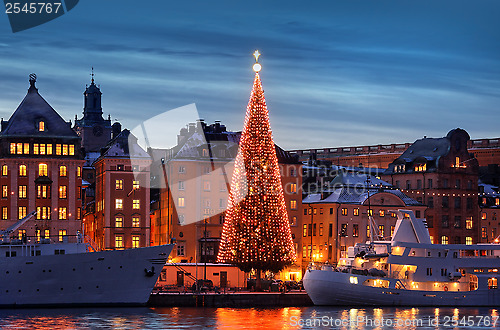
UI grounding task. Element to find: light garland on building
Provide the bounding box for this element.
[217,51,296,273]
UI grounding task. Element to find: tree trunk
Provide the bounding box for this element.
[255,269,262,291]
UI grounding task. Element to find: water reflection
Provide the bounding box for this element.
[0,307,499,329]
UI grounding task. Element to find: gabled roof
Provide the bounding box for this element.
[0,77,78,139]
[95,129,149,162]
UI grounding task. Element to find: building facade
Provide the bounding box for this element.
[0,75,84,241]
[383,128,480,244]
[301,172,426,271]
[87,129,151,250]
[149,120,302,279]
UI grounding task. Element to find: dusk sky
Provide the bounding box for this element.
[0,0,499,150]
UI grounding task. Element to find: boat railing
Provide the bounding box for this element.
[83,234,100,252]
[307,262,337,271]
[1,234,87,246]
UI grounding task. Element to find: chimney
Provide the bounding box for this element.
[112,122,121,139]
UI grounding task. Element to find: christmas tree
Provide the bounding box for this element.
[217,51,296,282]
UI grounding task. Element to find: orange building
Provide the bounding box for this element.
[302,172,426,271]
[0,75,84,241]
[383,129,480,244]
[87,129,151,250]
[150,120,303,279]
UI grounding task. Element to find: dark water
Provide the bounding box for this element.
[0,307,499,329]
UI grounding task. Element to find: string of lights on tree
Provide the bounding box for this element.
[217,51,296,273]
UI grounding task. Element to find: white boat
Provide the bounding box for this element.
[303,209,500,306]
[0,212,173,307]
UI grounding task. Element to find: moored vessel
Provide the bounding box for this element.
[303,209,500,306]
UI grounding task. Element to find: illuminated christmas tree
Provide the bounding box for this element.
[217,51,296,283]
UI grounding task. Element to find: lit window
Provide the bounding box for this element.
[76,207,81,220]
[59,207,67,220]
[115,217,123,228]
[23,143,29,154]
[69,145,75,155]
[38,163,48,176]
[2,185,7,198]
[496,198,500,206]
[115,236,123,249]
[341,208,348,216]
[290,183,297,193]
[40,144,46,155]
[290,200,297,209]
[379,210,385,217]
[466,217,473,229]
[77,166,81,177]
[18,229,25,240]
[379,225,385,238]
[133,199,140,209]
[59,185,67,199]
[56,144,61,155]
[367,209,373,216]
[2,207,7,220]
[62,144,68,156]
[10,143,16,154]
[2,165,7,176]
[37,185,49,199]
[16,143,22,154]
[132,236,140,248]
[482,213,487,220]
[132,217,140,228]
[353,208,359,216]
[39,121,45,131]
[18,206,27,219]
[133,180,140,190]
[19,164,27,176]
[178,197,185,207]
[18,185,27,199]
[115,180,123,190]
[441,235,449,245]
[59,230,67,242]
[47,144,53,155]
[466,237,473,245]
[482,227,488,239]
[115,199,123,210]
[33,144,39,154]
[59,166,67,177]
[303,224,307,237]
[36,206,50,220]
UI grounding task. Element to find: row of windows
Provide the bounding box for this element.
[10,143,76,156]
[115,199,140,210]
[439,236,473,245]
[1,206,80,220]
[27,229,68,243]
[176,165,298,178]
[2,185,81,200]
[482,212,498,221]
[304,207,399,218]
[1,164,81,177]
[397,178,474,190]
[115,180,140,190]
[115,216,141,228]
[115,235,141,249]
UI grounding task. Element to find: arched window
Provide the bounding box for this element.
[38,163,48,176]
[39,121,45,132]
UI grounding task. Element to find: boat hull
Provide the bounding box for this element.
[0,244,173,307]
[303,269,500,307]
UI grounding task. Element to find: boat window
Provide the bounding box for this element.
[488,278,498,290]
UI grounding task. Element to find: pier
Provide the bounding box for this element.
[148,292,313,308]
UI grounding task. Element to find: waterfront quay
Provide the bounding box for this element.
[148,291,313,308]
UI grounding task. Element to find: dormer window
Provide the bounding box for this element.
[39,121,45,132]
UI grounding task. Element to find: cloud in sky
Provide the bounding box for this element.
[0,0,499,149]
